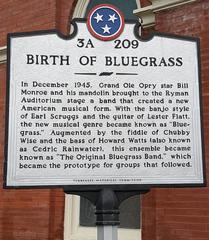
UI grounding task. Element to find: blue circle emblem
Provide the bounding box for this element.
[87,4,125,41]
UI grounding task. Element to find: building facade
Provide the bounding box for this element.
[0,0,209,239]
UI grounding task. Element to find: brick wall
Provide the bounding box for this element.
[1,0,209,239]
[0,0,76,239]
[140,0,152,7]
[0,0,56,46]
[141,1,209,240]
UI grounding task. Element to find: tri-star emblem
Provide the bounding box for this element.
[87,4,125,41]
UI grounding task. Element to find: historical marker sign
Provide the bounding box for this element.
[4,12,205,188]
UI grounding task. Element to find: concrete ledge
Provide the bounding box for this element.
[133,0,197,28]
[0,46,6,64]
[73,0,90,18]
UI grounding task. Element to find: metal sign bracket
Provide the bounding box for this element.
[64,187,150,239]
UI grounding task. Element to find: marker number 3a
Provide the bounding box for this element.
[77,39,95,48]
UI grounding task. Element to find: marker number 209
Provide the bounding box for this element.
[114,39,139,49]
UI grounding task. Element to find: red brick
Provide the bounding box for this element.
[142,1,209,240]
[0,0,75,239]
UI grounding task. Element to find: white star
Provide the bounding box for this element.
[94,13,103,23]
[108,14,118,23]
[102,24,111,34]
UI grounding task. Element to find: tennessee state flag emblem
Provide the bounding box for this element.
[87,4,125,41]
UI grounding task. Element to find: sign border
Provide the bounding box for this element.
[3,19,206,190]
